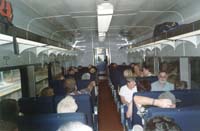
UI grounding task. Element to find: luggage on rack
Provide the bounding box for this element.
[0,0,13,25]
[153,22,179,37]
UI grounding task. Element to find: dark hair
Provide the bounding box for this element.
[0,120,18,131]
[145,116,181,131]
[0,99,19,123]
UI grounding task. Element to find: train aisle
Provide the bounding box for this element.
[98,78,123,131]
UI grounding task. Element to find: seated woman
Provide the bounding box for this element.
[65,78,95,95]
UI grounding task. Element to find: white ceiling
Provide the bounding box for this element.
[10,0,200,51]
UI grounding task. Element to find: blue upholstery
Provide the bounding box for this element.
[131,90,200,126]
[146,106,200,131]
[18,96,54,115]
[54,94,94,128]
[50,80,66,95]
[18,113,87,131]
[76,79,91,90]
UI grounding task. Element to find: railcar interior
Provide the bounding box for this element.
[0,0,200,131]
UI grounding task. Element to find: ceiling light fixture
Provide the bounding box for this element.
[97,2,114,41]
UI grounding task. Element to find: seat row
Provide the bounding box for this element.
[18,94,97,130]
[131,90,200,131]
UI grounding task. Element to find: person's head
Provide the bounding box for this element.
[144,116,181,131]
[0,99,19,122]
[126,77,136,89]
[158,91,177,108]
[89,67,96,74]
[134,64,142,76]
[175,80,187,90]
[0,120,18,131]
[55,74,65,80]
[142,64,152,77]
[57,121,93,131]
[68,68,75,75]
[57,96,78,113]
[40,87,54,97]
[158,71,168,84]
[65,78,77,94]
[123,69,133,78]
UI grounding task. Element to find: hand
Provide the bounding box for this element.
[156,99,174,108]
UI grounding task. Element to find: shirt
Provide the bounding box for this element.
[151,81,174,91]
[119,85,137,103]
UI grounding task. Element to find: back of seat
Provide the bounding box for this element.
[50,80,66,95]
[18,96,54,115]
[132,90,200,125]
[54,94,94,128]
[146,106,200,131]
[18,113,87,131]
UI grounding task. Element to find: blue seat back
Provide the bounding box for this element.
[18,96,54,115]
[50,80,66,95]
[146,106,200,131]
[18,113,87,131]
[132,90,200,125]
[76,79,91,90]
[54,94,94,128]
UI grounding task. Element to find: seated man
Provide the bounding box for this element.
[65,78,95,95]
[151,71,174,91]
[119,77,137,118]
[126,92,176,118]
[57,96,78,113]
[57,121,93,131]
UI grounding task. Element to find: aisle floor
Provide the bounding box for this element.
[98,79,124,131]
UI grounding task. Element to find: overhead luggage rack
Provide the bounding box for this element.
[122,20,200,55]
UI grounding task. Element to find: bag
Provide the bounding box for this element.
[0,0,13,24]
[153,22,179,37]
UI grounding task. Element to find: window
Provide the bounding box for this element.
[0,69,21,99]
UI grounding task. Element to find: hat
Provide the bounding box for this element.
[158,92,181,104]
[126,77,136,82]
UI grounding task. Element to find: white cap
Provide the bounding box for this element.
[132,124,143,131]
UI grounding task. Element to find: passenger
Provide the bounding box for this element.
[119,77,137,105]
[151,71,174,91]
[0,120,18,131]
[0,99,19,123]
[65,78,95,95]
[137,79,151,92]
[57,96,78,113]
[142,64,153,77]
[123,69,133,78]
[40,87,54,97]
[81,73,91,80]
[133,64,143,77]
[55,73,65,80]
[57,121,93,131]
[119,77,137,118]
[144,116,181,131]
[175,80,188,90]
[126,92,176,118]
